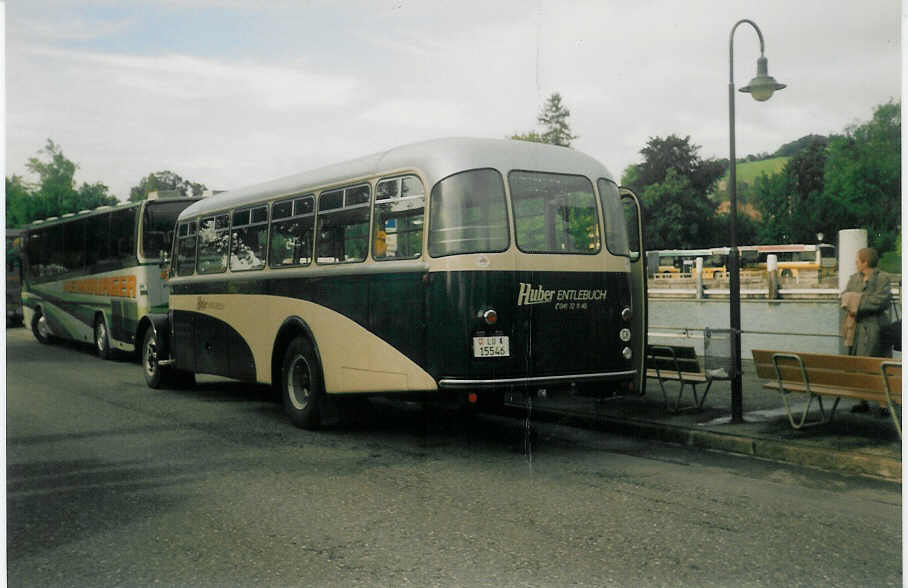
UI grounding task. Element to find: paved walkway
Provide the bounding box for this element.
[505,360,902,482]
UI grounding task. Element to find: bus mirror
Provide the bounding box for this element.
[629,251,640,262]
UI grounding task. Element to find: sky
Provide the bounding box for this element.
[4,0,903,202]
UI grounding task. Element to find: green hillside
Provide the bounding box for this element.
[712,156,789,200]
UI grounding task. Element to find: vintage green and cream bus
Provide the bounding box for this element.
[144,138,647,427]
[21,195,200,358]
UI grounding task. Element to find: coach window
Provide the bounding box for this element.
[373,175,424,260]
[269,195,315,267]
[47,225,67,276]
[26,229,52,279]
[63,219,88,274]
[109,207,138,268]
[86,213,111,273]
[176,220,198,276]
[316,185,370,264]
[428,169,509,257]
[197,214,230,274]
[231,205,268,271]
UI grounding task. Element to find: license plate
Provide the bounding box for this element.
[473,336,510,358]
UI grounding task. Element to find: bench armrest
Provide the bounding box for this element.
[647,345,683,380]
[771,352,811,395]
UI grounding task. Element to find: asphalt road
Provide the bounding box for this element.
[6,327,902,587]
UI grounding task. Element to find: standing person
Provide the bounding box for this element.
[841,247,892,413]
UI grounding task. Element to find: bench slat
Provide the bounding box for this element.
[753,363,897,395]
[762,381,901,404]
[752,350,896,373]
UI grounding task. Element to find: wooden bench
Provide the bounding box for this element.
[752,349,902,437]
[647,345,729,412]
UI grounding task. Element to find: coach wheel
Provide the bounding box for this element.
[31,310,54,344]
[781,269,793,279]
[281,336,323,429]
[142,328,168,389]
[95,316,112,360]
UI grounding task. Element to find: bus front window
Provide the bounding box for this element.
[142,200,200,260]
[428,168,508,257]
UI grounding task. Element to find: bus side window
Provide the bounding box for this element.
[86,213,111,273]
[176,221,198,276]
[269,195,315,268]
[373,175,425,261]
[230,205,268,271]
[317,185,371,264]
[197,214,230,274]
[110,207,138,268]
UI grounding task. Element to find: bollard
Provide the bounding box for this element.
[695,257,704,299]
[767,254,779,299]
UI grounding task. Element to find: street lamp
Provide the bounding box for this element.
[728,19,786,423]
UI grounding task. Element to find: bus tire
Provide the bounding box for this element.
[31,309,54,344]
[95,315,112,360]
[142,327,170,389]
[281,336,323,429]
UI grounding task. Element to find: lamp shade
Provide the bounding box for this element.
[739,55,786,101]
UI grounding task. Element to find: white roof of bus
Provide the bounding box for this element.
[180,137,617,219]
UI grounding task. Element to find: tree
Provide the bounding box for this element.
[5,176,34,228]
[511,92,577,147]
[622,135,727,249]
[5,139,118,227]
[624,135,726,196]
[822,101,901,252]
[129,170,207,202]
[637,169,719,250]
[753,136,829,243]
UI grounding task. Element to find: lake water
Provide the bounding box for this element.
[648,298,901,360]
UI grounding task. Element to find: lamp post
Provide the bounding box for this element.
[728,19,786,423]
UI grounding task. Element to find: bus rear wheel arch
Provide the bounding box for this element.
[280,335,324,429]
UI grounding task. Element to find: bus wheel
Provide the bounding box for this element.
[95,316,112,359]
[142,328,169,389]
[281,336,323,429]
[31,310,54,344]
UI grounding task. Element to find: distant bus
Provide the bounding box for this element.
[6,229,24,326]
[654,248,728,279]
[142,138,648,428]
[21,195,201,358]
[739,243,836,279]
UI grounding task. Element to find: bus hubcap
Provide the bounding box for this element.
[287,355,311,411]
[37,315,50,339]
[144,338,157,375]
[96,321,107,351]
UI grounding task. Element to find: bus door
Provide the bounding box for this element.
[620,188,646,395]
[510,172,613,382]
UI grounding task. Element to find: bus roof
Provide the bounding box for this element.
[180,137,617,219]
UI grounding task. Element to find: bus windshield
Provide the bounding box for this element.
[142,200,199,260]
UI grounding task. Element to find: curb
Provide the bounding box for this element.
[521,406,902,482]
